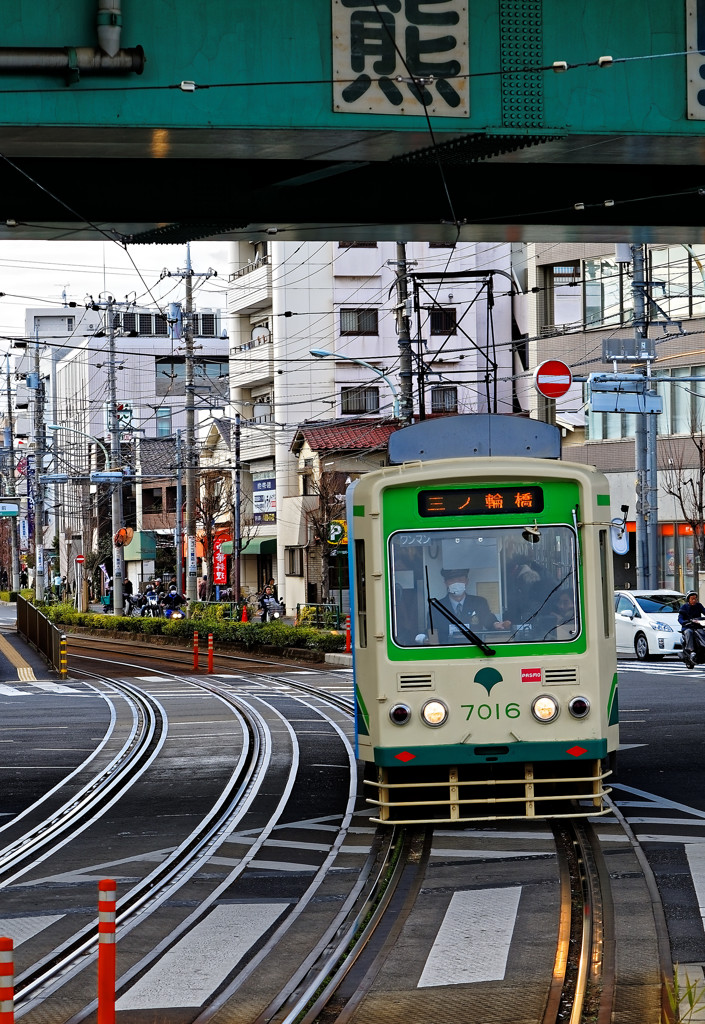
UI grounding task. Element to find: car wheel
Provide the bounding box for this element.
[634,633,651,661]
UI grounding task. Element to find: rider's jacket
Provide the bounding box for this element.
[678,601,705,626]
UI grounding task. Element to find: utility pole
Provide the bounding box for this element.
[631,244,659,588]
[233,412,241,602]
[175,429,183,595]
[107,296,125,614]
[391,243,414,425]
[160,245,217,603]
[5,356,19,592]
[88,293,128,614]
[33,332,45,601]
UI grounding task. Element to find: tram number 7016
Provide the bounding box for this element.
[462,703,521,721]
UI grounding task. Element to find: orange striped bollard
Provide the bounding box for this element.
[208,633,214,673]
[97,879,116,1024]
[345,615,351,654]
[59,633,68,680]
[193,631,199,670]
[0,937,13,1024]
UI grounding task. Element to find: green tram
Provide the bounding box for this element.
[347,416,619,824]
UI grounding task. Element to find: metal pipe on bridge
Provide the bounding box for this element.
[0,47,144,75]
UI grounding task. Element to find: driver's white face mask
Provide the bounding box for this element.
[448,582,466,597]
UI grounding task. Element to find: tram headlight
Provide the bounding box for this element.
[568,696,591,719]
[421,699,448,727]
[389,703,412,726]
[532,694,559,723]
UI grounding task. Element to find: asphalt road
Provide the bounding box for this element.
[1,599,704,973]
[614,654,705,964]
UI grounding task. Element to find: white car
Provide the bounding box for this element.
[614,590,685,660]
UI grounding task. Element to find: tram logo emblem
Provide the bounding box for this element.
[474,667,503,694]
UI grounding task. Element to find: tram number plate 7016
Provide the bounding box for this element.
[461,703,520,720]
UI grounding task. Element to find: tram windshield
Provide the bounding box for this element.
[389,525,579,648]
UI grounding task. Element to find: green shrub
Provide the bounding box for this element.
[32,602,347,654]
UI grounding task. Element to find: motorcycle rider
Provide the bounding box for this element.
[679,590,705,668]
[258,585,280,623]
[163,584,186,617]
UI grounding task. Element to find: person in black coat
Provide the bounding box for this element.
[679,591,705,667]
[426,568,508,645]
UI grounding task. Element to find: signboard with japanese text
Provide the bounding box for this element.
[688,0,705,119]
[332,0,468,117]
[253,479,277,524]
[213,534,229,586]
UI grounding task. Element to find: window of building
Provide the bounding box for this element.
[341,386,380,414]
[198,313,217,336]
[156,358,186,396]
[430,386,458,414]
[583,258,628,327]
[285,547,304,576]
[67,316,74,331]
[340,308,378,335]
[145,488,163,514]
[430,307,457,335]
[156,407,172,437]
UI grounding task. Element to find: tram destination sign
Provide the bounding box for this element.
[418,487,544,518]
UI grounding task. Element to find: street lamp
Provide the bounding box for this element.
[310,349,400,417]
[47,423,123,614]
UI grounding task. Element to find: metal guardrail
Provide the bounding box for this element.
[16,594,65,674]
[295,603,343,628]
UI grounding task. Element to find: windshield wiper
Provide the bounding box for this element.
[427,595,497,656]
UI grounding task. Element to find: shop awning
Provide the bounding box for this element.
[220,536,277,556]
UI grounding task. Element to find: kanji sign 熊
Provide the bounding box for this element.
[332,0,468,117]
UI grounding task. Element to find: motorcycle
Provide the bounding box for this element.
[680,619,705,667]
[260,595,283,623]
[140,591,162,618]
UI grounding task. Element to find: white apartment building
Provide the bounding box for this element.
[13,304,226,590]
[222,240,524,612]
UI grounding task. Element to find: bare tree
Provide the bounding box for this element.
[661,427,705,592]
[196,470,233,601]
[305,470,348,604]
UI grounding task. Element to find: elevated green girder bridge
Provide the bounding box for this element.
[0,0,703,243]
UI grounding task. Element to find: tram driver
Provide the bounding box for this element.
[415,567,509,645]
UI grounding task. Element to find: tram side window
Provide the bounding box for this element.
[599,530,612,637]
[355,539,367,648]
[389,526,580,647]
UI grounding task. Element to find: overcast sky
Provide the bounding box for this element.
[0,239,231,343]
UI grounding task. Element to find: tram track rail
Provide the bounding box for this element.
[546,820,611,1024]
[0,677,166,888]
[13,665,263,1015]
[11,654,361,1021]
[65,629,318,673]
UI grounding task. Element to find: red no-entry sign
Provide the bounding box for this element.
[75,555,85,564]
[534,359,572,399]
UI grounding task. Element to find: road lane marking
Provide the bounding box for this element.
[0,915,63,944]
[116,903,289,1009]
[418,887,522,987]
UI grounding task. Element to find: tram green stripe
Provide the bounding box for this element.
[374,738,608,768]
[608,672,619,726]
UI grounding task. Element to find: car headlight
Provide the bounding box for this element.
[650,621,673,632]
[568,696,591,719]
[389,703,412,726]
[532,695,559,723]
[421,699,448,727]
